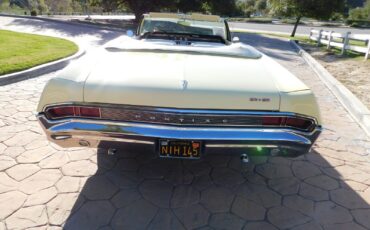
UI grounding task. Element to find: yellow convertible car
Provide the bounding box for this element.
[37,13,321,161]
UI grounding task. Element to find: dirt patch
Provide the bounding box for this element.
[301,43,370,109]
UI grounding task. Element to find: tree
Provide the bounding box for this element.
[236,0,256,17]
[347,0,366,8]
[9,0,30,9]
[208,0,239,16]
[349,0,370,20]
[255,0,267,13]
[35,0,48,14]
[121,0,177,21]
[269,0,345,37]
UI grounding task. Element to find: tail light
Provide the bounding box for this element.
[262,116,314,131]
[285,117,314,131]
[47,106,75,118]
[46,106,101,119]
[262,117,285,126]
[80,107,101,117]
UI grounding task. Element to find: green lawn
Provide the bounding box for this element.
[0,30,78,75]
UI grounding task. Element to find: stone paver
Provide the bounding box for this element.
[55,176,80,193]
[312,201,353,225]
[61,160,97,177]
[174,204,210,229]
[0,191,27,219]
[19,169,62,194]
[148,209,185,230]
[5,164,40,181]
[0,155,16,171]
[5,205,48,229]
[24,187,58,207]
[46,193,84,226]
[209,213,245,230]
[268,206,311,229]
[111,199,158,229]
[231,196,266,221]
[200,185,235,213]
[0,24,369,229]
[64,201,115,230]
[171,185,200,208]
[283,195,314,216]
[139,180,173,208]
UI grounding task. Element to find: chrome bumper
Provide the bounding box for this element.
[37,115,321,157]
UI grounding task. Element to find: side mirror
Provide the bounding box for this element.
[232,37,240,43]
[126,30,134,37]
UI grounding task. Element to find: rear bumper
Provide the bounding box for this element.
[37,115,321,157]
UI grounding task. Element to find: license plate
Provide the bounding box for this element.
[159,140,202,159]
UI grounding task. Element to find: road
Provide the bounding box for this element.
[0,16,370,230]
[35,14,370,35]
[230,22,370,36]
[13,14,370,36]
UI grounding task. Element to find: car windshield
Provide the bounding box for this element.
[139,18,228,42]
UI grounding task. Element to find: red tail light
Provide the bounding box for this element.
[262,117,284,126]
[46,106,101,119]
[262,116,314,131]
[80,107,101,117]
[47,106,75,118]
[286,117,313,130]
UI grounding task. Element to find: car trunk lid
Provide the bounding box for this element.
[83,51,281,111]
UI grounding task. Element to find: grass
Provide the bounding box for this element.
[0,30,78,75]
[233,30,369,61]
[229,17,273,24]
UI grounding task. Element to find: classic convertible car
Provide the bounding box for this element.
[37,13,321,160]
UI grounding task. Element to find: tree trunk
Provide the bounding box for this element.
[134,11,143,22]
[291,16,301,37]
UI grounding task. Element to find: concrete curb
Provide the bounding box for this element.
[0,49,86,86]
[0,13,128,33]
[290,40,370,137]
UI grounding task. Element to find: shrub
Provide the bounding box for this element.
[330,12,344,21]
[30,10,37,16]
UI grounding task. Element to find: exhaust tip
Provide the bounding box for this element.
[270,148,280,156]
[52,135,71,140]
[240,153,249,163]
[79,140,90,147]
[108,148,117,155]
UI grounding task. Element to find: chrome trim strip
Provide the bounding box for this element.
[70,135,155,145]
[40,115,320,137]
[42,102,318,123]
[205,144,279,148]
[37,114,321,156]
[42,103,318,131]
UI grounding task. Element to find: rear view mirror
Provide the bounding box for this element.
[232,37,240,43]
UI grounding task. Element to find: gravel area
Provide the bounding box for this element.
[300,44,370,109]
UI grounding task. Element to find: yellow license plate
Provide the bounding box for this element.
[159,140,202,159]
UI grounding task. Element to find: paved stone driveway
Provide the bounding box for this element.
[0,33,370,229]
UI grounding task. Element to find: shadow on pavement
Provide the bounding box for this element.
[6,18,123,46]
[236,33,297,62]
[63,146,370,230]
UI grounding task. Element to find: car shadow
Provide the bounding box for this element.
[235,32,298,62]
[6,18,123,46]
[63,146,370,229]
